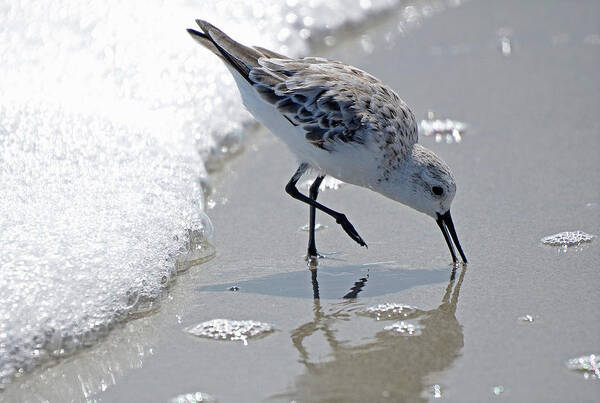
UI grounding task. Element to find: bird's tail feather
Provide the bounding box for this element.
[186,28,224,60]
[188,20,264,83]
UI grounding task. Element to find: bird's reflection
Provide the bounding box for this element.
[280,265,467,402]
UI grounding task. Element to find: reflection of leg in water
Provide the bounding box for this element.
[440,265,466,313]
[292,270,343,368]
[342,272,369,299]
[310,269,320,300]
[284,265,469,402]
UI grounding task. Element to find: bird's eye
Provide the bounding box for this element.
[432,186,444,196]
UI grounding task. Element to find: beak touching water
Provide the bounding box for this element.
[436,211,467,264]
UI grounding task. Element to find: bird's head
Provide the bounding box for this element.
[377,144,467,264]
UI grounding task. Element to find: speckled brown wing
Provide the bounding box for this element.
[248,57,418,154]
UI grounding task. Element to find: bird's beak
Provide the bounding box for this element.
[436,210,467,264]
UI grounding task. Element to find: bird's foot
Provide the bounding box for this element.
[305,252,324,261]
[335,214,368,248]
[305,248,323,269]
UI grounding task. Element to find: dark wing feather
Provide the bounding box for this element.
[187,22,417,154]
[249,58,417,152]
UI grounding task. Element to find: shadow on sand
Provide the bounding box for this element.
[196,261,452,300]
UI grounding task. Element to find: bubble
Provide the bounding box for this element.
[432,384,442,398]
[497,27,513,56]
[175,213,216,273]
[499,37,512,56]
[186,319,275,346]
[493,385,505,395]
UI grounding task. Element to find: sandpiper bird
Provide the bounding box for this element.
[187,20,467,264]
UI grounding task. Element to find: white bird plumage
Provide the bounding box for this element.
[187,20,467,264]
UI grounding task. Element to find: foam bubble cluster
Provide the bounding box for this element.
[362,303,419,321]
[541,231,595,247]
[0,105,215,386]
[566,354,600,380]
[384,321,424,335]
[171,392,217,403]
[186,319,275,346]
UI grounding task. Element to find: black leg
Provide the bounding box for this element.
[285,164,367,248]
[307,175,325,259]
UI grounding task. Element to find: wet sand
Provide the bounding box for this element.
[4,0,599,401]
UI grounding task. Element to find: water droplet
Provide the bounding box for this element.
[493,385,505,395]
[518,314,534,323]
[496,27,514,56]
[186,319,275,345]
[500,36,512,56]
